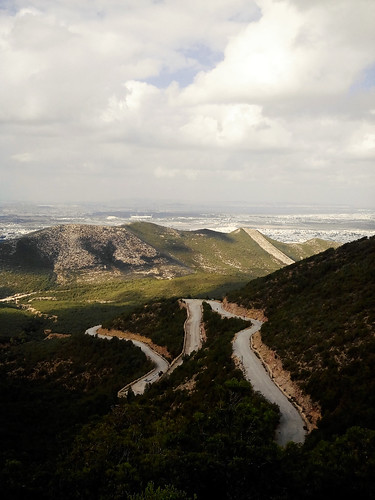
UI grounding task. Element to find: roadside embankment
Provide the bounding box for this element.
[223,299,321,432]
[251,331,321,431]
[222,297,267,322]
[97,327,171,360]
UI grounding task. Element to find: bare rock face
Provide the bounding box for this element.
[0,224,187,280]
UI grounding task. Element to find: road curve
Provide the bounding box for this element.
[85,301,306,445]
[125,340,169,395]
[85,325,169,396]
[84,298,203,395]
[206,300,306,446]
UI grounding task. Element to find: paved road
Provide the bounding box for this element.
[126,340,169,395]
[166,299,203,374]
[85,325,169,396]
[86,301,306,445]
[86,300,203,393]
[183,299,203,355]
[207,300,306,446]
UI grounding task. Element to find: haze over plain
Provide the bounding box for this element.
[0,0,374,208]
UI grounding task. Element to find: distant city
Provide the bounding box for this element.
[0,202,374,244]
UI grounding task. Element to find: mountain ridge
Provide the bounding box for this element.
[0,222,339,284]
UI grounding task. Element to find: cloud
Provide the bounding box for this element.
[0,0,374,208]
[11,152,34,162]
[179,103,291,149]
[181,0,375,105]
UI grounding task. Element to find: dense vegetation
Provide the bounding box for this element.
[14,302,371,499]
[0,333,152,498]
[1,229,374,498]
[0,302,43,338]
[228,236,375,437]
[53,304,281,499]
[103,298,186,359]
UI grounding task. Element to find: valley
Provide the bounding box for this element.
[0,226,374,499]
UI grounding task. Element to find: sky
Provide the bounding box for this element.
[0,0,374,209]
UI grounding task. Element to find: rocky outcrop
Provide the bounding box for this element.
[0,224,189,280]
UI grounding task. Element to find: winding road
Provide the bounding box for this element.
[86,299,306,445]
[207,300,306,446]
[85,299,204,396]
[85,325,170,396]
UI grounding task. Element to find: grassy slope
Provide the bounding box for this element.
[0,269,56,297]
[127,222,338,272]
[265,235,340,262]
[227,236,375,436]
[0,271,251,337]
[128,222,284,275]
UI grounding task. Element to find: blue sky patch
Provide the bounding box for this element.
[350,62,375,93]
[146,44,223,88]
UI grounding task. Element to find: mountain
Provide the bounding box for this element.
[126,221,337,275]
[227,235,375,437]
[0,222,338,283]
[0,224,188,282]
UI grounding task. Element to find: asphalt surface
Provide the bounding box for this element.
[183,298,203,355]
[207,300,306,446]
[85,325,169,395]
[126,340,169,395]
[86,302,307,445]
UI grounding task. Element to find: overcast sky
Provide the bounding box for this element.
[1,0,374,209]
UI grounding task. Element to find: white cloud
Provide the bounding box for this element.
[154,166,177,178]
[180,103,291,149]
[11,152,34,162]
[0,0,374,208]
[181,0,375,105]
[347,128,375,159]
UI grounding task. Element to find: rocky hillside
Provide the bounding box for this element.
[0,222,338,283]
[227,236,375,437]
[0,224,187,281]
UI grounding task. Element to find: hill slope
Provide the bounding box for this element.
[0,222,338,284]
[0,224,188,281]
[127,221,337,277]
[227,236,375,436]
